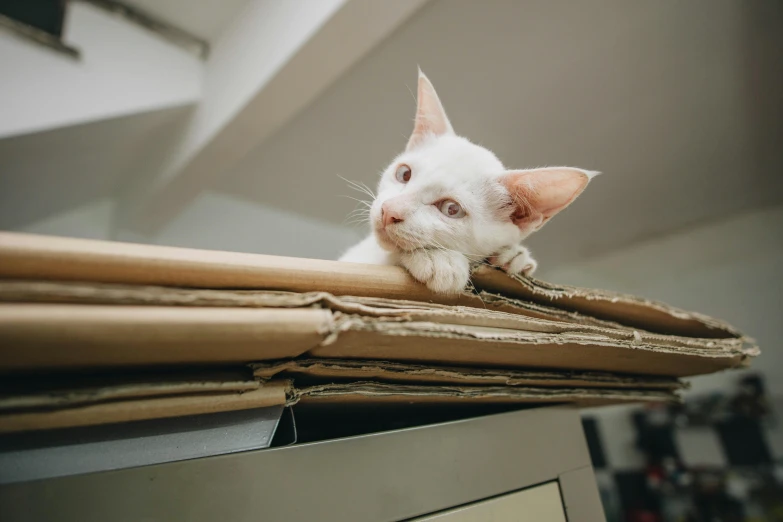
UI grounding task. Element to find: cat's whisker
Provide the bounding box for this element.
[344,207,371,220]
[348,184,375,200]
[466,280,488,310]
[358,182,376,199]
[340,195,373,208]
[337,174,376,200]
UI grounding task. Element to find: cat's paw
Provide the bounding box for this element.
[400,249,471,294]
[489,244,538,277]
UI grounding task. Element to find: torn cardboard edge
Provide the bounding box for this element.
[472,267,743,339]
[252,359,684,390]
[0,358,681,415]
[288,381,678,408]
[0,303,755,376]
[0,231,744,339]
[0,381,288,434]
[0,378,677,433]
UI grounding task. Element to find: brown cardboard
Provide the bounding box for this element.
[251,359,683,390]
[0,279,756,375]
[0,375,673,433]
[0,232,745,338]
[0,281,745,351]
[0,280,639,331]
[317,326,748,377]
[0,380,287,434]
[0,299,753,376]
[0,304,331,371]
[473,267,741,338]
[0,371,260,411]
[288,381,677,408]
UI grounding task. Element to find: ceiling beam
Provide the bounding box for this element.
[119,0,431,236]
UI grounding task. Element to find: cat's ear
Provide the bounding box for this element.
[406,69,455,151]
[500,167,598,231]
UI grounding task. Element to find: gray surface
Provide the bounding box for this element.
[0,406,602,522]
[0,405,284,484]
[560,466,608,522]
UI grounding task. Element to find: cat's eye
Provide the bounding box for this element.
[395,164,412,183]
[438,200,466,218]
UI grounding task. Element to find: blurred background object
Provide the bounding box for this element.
[1,1,782,519]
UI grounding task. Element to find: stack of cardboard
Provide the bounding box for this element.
[0,232,758,434]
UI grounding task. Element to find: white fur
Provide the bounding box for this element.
[339,71,596,294]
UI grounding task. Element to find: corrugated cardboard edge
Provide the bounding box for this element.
[330,316,750,357]
[318,323,751,377]
[0,281,755,355]
[472,266,743,339]
[251,359,684,391]
[0,376,260,411]
[287,381,678,408]
[0,232,748,339]
[0,380,288,434]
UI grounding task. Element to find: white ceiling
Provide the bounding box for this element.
[217,0,783,265]
[121,0,251,42]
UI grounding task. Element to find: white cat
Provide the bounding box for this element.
[339,69,598,294]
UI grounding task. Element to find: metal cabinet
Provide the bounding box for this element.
[0,406,604,521]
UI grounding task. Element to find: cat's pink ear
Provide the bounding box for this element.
[406,69,455,151]
[500,167,597,231]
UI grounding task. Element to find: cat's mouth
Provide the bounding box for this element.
[374,225,416,252]
[373,227,398,251]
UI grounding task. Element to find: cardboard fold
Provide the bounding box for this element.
[0,280,633,332]
[0,281,755,352]
[0,232,746,339]
[0,381,288,434]
[0,301,753,376]
[251,359,683,390]
[0,281,734,349]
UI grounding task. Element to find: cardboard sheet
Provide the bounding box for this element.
[472,267,741,338]
[289,381,677,408]
[0,232,745,338]
[0,371,260,411]
[251,359,683,390]
[0,381,288,434]
[0,375,676,433]
[0,301,754,376]
[0,304,330,371]
[0,280,628,331]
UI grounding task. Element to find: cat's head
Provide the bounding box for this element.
[370,70,597,261]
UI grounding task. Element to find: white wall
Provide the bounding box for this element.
[10,189,362,262]
[541,204,783,396]
[0,2,202,138]
[151,191,360,260]
[18,198,114,240]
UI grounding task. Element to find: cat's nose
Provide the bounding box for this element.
[381,203,404,227]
